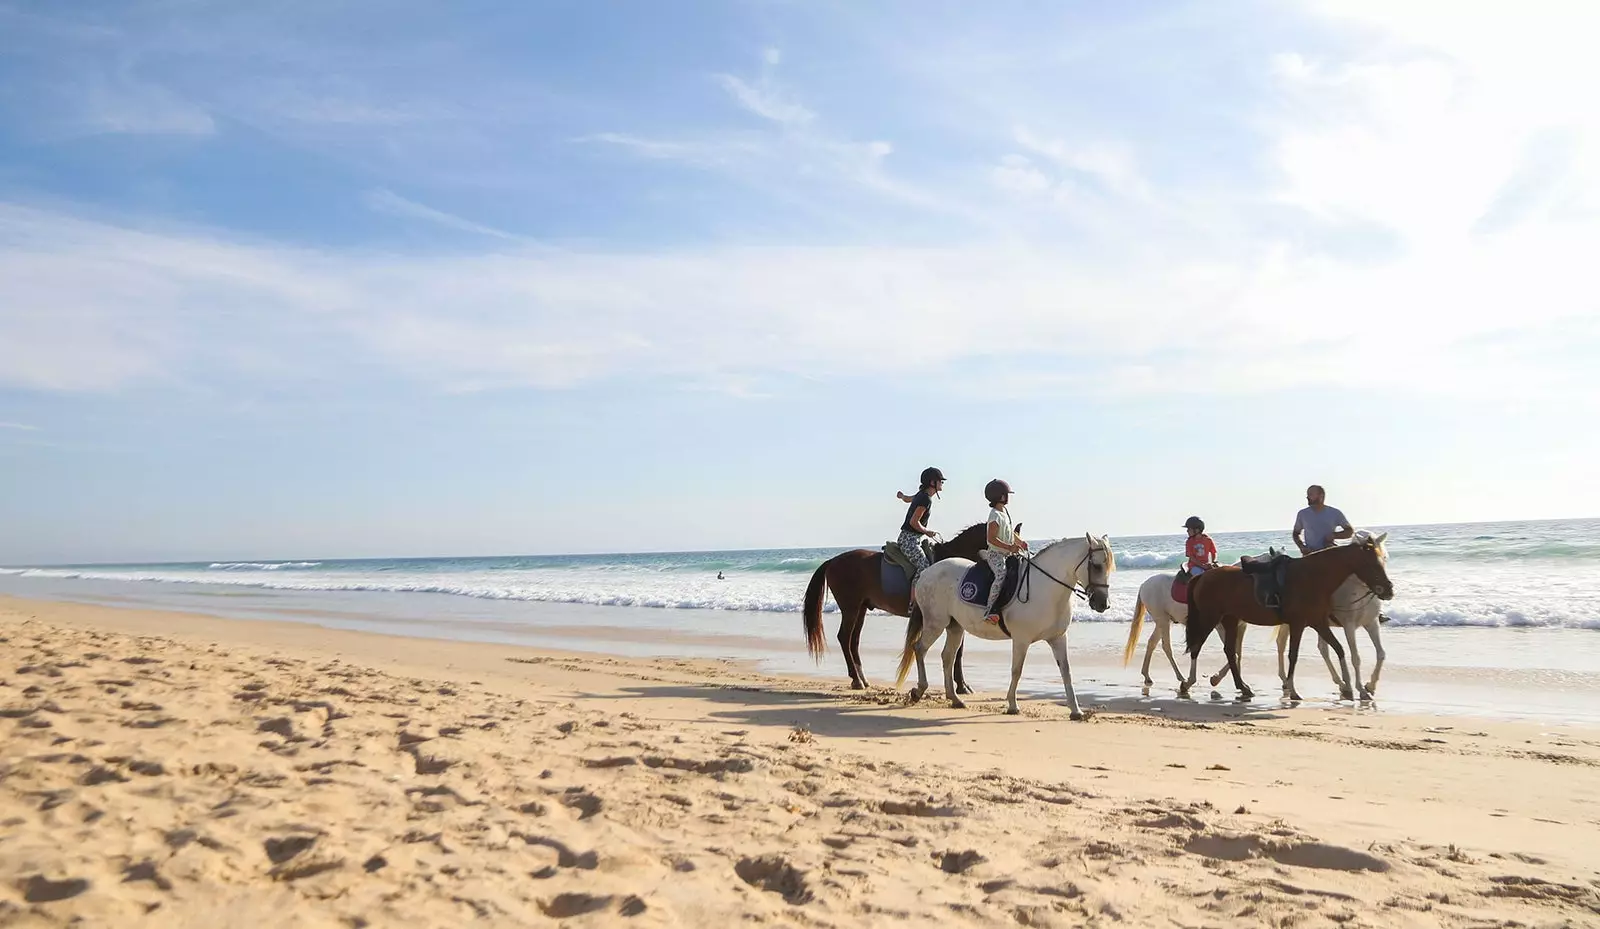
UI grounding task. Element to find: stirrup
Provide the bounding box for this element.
[984,613,1002,625]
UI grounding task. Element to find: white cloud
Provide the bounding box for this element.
[363,189,524,241]
[0,422,39,431]
[715,74,815,126]
[1,201,1592,404]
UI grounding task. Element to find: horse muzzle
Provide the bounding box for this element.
[1376,583,1395,601]
[1090,591,1110,613]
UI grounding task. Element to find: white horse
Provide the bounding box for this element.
[895,534,1115,719]
[1122,570,1241,687]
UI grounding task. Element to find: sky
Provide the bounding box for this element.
[1,0,1597,564]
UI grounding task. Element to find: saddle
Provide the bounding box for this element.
[957,555,1023,618]
[881,538,936,580]
[1170,568,1199,605]
[1238,548,1292,612]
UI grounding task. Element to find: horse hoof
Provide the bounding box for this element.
[850,680,867,691]
[955,684,973,696]
[950,698,966,710]
[1365,682,1378,695]
[1004,706,1020,716]
[907,689,925,703]
[1069,711,1085,721]
[1208,674,1223,687]
[1287,691,1301,703]
[1240,688,1255,700]
[1177,684,1191,698]
[1339,689,1355,702]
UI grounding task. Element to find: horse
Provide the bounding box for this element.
[894,534,1115,719]
[1122,570,1245,688]
[801,522,995,690]
[1184,535,1394,702]
[1270,530,1391,700]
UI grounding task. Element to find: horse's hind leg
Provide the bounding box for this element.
[941,622,967,709]
[847,608,871,689]
[953,643,972,695]
[1284,623,1306,702]
[1221,619,1252,699]
[1159,620,1184,686]
[1004,635,1030,715]
[1047,633,1085,720]
[1313,623,1354,700]
[1210,624,1243,688]
[836,603,865,690]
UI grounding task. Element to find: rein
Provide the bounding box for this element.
[1014,543,1109,605]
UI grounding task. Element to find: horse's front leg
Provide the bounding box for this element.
[1276,625,1290,689]
[1004,635,1029,715]
[953,643,972,695]
[1365,617,1386,696]
[1221,619,1253,699]
[1341,621,1366,700]
[1317,622,1343,691]
[848,607,871,689]
[1047,633,1084,720]
[1208,623,1236,687]
[910,621,936,701]
[941,622,967,709]
[1313,623,1354,700]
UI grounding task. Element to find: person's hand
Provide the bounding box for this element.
[1018,539,1030,552]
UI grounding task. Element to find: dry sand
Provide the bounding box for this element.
[2,594,1598,927]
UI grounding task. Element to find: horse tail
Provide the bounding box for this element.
[1122,595,1146,666]
[894,601,925,688]
[802,561,830,661]
[1185,578,1220,659]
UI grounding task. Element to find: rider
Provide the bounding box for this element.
[1293,484,1353,555]
[1183,516,1217,577]
[982,479,1028,625]
[896,467,945,585]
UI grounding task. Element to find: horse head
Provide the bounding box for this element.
[1351,531,1394,600]
[1083,532,1115,613]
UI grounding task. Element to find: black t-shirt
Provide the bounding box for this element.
[901,491,933,533]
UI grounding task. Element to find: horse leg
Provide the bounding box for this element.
[1285,623,1305,702]
[1160,621,1184,686]
[1221,619,1252,699]
[941,622,967,709]
[836,604,865,690]
[1004,635,1029,715]
[954,643,972,696]
[1141,617,1162,686]
[1365,617,1386,696]
[1047,634,1085,720]
[847,608,871,689]
[1338,621,1364,699]
[909,615,940,701]
[1275,625,1290,690]
[1313,623,1354,700]
[1209,624,1239,687]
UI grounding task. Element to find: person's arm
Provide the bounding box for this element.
[1331,510,1354,541]
[1206,537,1218,566]
[987,520,1022,554]
[1293,513,1309,555]
[896,490,912,502]
[909,506,933,537]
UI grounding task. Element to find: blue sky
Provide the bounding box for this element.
[2,0,1597,563]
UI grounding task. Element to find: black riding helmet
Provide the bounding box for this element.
[1184,516,1205,533]
[984,479,1012,505]
[919,467,946,489]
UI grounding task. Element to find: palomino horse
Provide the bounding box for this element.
[802,523,994,690]
[1184,537,1394,701]
[895,535,1115,719]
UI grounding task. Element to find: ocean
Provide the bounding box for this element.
[4,518,1598,724]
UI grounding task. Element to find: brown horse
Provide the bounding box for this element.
[802,522,997,690]
[1183,537,1395,701]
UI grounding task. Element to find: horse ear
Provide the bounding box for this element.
[1376,531,1388,545]
[1084,532,1093,544]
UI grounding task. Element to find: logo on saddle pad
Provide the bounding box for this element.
[959,579,980,602]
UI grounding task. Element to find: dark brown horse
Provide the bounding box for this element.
[1184,537,1394,701]
[802,522,998,690]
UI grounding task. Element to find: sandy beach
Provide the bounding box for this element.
[3,594,1599,927]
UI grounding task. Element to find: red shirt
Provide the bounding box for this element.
[1186,534,1217,569]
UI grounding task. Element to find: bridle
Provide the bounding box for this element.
[1015,539,1111,604]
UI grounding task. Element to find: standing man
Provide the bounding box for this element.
[1293,484,1353,554]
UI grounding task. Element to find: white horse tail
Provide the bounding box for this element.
[1123,595,1146,666]
[894,601,925,688]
